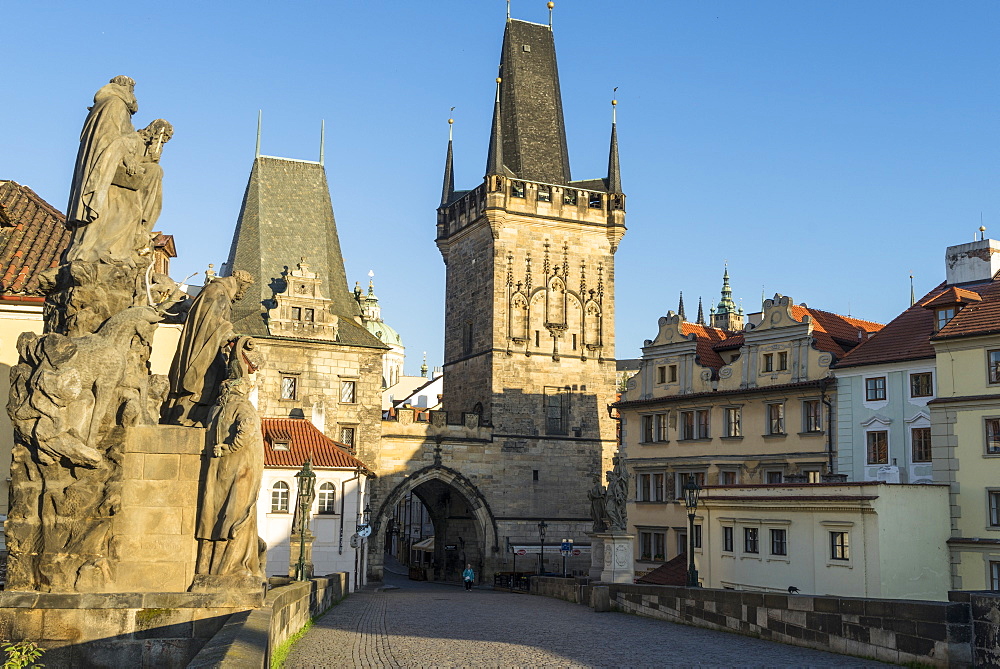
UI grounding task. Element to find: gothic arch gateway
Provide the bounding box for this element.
[370,464,499,582]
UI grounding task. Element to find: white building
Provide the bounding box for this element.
[695,482,951,600]
[259,417,374,592]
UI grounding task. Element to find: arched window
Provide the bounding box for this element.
[271,481,290,513]
[318,482,336,515]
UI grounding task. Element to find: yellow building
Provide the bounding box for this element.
[928,238,1000,591]
[617,286,882,578]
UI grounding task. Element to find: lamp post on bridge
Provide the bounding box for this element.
[537,519,548,575]
[683,474,701,587]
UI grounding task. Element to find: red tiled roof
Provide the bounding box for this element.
[261,418,371,470]
[0,181,71,295]
[635,553,687,586]
[837,282,991,367]
[681,322,731,369]
[921,286,982,309]
[789,305,883,358]
[934,280,1000,340]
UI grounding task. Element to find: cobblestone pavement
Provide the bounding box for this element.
[284,572,890,668]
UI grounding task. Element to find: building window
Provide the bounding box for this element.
[936,307,956,330]
[537,186,551,202]
[655,413,668,441]
[989,490,1000,527]
[989,350,1000,384]
[304,308,315,322]
[910,372,933,398]
[340,427,356,449]
[340,380,357,404]
[766,470,783,484]
[865,376,887,401]
[867,430,889,464]
[725,407,742,437]
[291,306,302,320]
[533,469,539,481]
[803,400,822,432]
[563,190,577,206]
[669,365,678,383]
[639,530,666,561]
[777,351,788,371]
[988,419,1000,455]
[637,473,664,503]
[744,527,759,554]
[464,322,474,354]
[545,388,568,435]
[511,181,525,198]
[676,531,687,556]
[272,440,290,452]
[656,366,666,384]
[805,470,821,483]
[696,409,710,439]
[723,526,734,552]
[991,561,1000,591]
[641,415,654,443]
[281,376,298,400]
[770,529,787,556]
[912,427,932,463]
[271,481,290,513]
[681,411,695,440]
[675,472,705,499]
[830,531,850,560]
[721,471,737,485]
[318,482,336,514]
[588,192,603,209]
[766,403,784,435]
[693,524,702,549]
[762,353,774,372]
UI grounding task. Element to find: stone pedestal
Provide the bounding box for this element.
[593,532,634,584]
[585,534,604,580]
[288,530,315,579]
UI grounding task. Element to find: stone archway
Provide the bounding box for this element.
[368,464,499,584]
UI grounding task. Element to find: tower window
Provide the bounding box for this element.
[544,387,568,435]
[511,181,525,198]
[340,380,357,404]
[340,426,356,450]
[532,469,539,481]
[564,190,577,206]
[572,334,577,350]
[535,330,540,348]
[464,322,474,354]
[281,376,297,400]
[291,307,302,321]
[537,186,551,202]
[588,193,602,209]
[304,308,315,322]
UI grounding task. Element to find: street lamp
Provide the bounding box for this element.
[294,458,317,581]
[683,474,701,587]
[537,519,548,575]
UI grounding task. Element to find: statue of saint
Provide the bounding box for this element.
[65,76,172,266]
[165,271,254,426]
[588,480,608,533]
[604,454,629,532]
[192,337,265,591]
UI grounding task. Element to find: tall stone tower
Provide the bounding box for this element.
[433,15,625,559]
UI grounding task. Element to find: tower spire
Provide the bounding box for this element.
[607,95,622,194]
[677,291,686,321]
[910,273,915,307]
[696,297,705,325]
[486,77,505,176]
[441,113,455,206]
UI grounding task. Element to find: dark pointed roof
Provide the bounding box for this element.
[606,119,622,193]
[677,291,686,321]
[485,86,506,178]
[441,137,455,206]
[696,297,705,325]
[225,156,383,348]
[490,19,571,184]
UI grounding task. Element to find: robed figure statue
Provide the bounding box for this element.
[191,337,266,592]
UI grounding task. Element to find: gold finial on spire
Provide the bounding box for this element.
[507,0,510,20]
[548,1,554,28]
[448,106,455,141]
[612,86,618,124]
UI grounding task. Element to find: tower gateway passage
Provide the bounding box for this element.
[373,13,625,584]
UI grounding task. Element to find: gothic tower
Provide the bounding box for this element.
[434,15,625,548]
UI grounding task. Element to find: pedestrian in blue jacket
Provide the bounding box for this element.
[463,564,475,591]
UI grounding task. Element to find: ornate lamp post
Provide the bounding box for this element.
[683,474,701,587]
[537,519,548,575]
[293,459,317,581]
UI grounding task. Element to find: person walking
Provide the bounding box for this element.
[463,563,475,591]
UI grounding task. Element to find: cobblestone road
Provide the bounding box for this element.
[284,572,888,668]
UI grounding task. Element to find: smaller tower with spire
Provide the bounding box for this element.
[677,291,686,321]
[712,267,744,331]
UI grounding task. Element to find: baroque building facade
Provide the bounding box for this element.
[369,14,624,583]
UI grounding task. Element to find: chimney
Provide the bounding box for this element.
[945,238,1000,285]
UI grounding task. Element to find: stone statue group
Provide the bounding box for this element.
[589,454,628,533]
[5,76,265,594]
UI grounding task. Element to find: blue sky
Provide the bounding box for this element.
[2,1,998,371]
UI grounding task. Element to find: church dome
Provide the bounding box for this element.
[365,318,402,347]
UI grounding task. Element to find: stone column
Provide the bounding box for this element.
[288,530,315,579]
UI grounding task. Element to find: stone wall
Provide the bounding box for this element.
[603,584,973,666]
[529,576,581,604]
[188,573,347,668]
[951,590,1000,667]
[0,590,260,667]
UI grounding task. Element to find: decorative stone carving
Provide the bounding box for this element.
[604,454,629,532]
[191,336,266,593]
[165,271,254,427]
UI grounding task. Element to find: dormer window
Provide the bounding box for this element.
[936,307,956,330]
[272,440,290,451]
